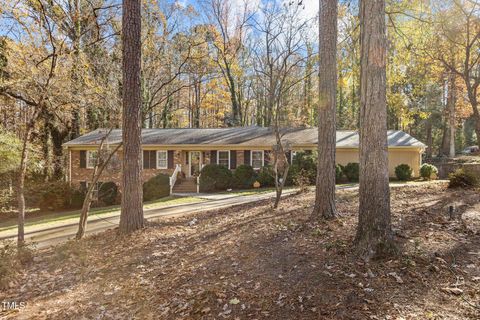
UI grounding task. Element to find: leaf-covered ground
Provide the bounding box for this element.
[1,182,479,319]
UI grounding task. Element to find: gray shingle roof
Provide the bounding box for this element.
[63,127,426,148]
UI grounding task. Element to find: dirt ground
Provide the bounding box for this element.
[1,182,479,319]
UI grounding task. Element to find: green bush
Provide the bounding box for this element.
[33,181,75,211]
[293,169,311,192]
[287,152,317,186]
[448,169,479,188]
[257,166,275,187]
[98,182,119,206]
[199,175,216,192]
[200,164,233,192]
[70,188,86,209]
[343,163,359,182]
[232,164,256,189]
[395,164,413,181]
[143,173,170,201]
[335,164,344,183]
[420,163,438,180]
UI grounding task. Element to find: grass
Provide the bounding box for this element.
[0,196,204,233]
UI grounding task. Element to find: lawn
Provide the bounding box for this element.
[1,182,478,319]
[0,195,205,232]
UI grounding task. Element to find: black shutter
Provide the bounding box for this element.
[210,150,217,164]
[143,150,149,169]
[230,150,237,169]
[80,181,87,191]
[286,151,292,164]
[80,151,87,168]
[244,150,250,165]
[264,150,270,166]
[151,151,157,169]
[168,150,174,169]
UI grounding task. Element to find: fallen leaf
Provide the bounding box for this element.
[440,287,463,295]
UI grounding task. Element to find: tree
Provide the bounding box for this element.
[119,0,144,233]
[251,1,311,208]
[76,129,121,239]
[431,1,480,147]
[355,0,396,259]
[312,0,337,220]
[204,0,252,125]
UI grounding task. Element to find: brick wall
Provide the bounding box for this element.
[70,150,174,188]
[70,148,279,188]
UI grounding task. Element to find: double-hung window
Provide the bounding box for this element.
[251,150,264,170]
[217,150,230,169]
[86,151,98,169]
[143,150,156,169]
[157,150,168,169]
[291,151,297,164]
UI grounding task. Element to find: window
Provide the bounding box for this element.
[157,150,168,169]
[86,181,102,200]
[217,150,230,169]
[251,150,264,169]
[143,150,157,169]
[86,151,98,169]
[291,151,297,164]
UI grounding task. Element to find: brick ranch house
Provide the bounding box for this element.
[63,126,426,193]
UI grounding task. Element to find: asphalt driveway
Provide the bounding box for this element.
[0,189,299,248]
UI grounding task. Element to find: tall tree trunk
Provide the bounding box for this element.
[426,119,433,159]
[355,0,396,259]
[71,0,82,139]
[17,130,31,246]
[119,0,144,233]
[448,73,456,158]
[312,0,337,220]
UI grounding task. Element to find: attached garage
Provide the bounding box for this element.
[336,147,423,178]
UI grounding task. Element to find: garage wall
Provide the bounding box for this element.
[336,148,422,177]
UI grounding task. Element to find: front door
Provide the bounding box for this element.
[189,151,202,177]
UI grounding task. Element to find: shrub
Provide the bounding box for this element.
[294,169,310,192]
[257,166,275,187]
[97,182,119,206]
[33,181,75,211]
[143,173,170,201]
[70,188,86,209]
[0,241,34,289]
[287,152,317,186]
[200,164,233,191]
[448,169,479,188]
[420,163,438,180]
[343,162,359,182]
[232,164,256,189]
[395,164,413,181]
[335,164,344,183]
[199,175,216,192]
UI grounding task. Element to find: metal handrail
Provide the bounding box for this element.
[170,164,182,194]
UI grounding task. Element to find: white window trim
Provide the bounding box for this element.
[217,150,230,169]
[86,150,98,169]
[156,150,168,169]
[250,150,264,169]
[290,151,297,163]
